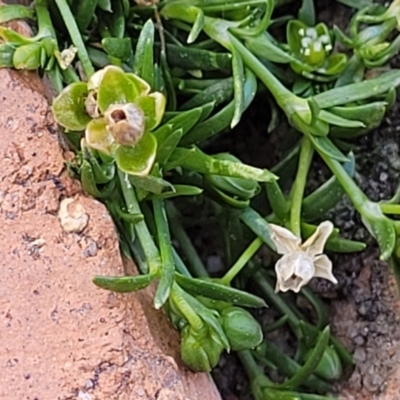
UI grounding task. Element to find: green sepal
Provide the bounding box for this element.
[115,133,157,176]
[97,66,139,113]
[85,118,115,155]
[135,92,166,131]
[52,82,91,131]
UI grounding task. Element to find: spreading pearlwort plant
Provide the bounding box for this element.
[3,0,400,397]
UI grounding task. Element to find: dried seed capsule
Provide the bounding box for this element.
[104,103,145,146]
[85,90,100,119]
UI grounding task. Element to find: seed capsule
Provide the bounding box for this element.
[104,103,145,146]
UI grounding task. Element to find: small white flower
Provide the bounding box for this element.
[269,221,337,293]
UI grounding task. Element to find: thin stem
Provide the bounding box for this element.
[316,150,368,212]
[290,137,313,237]
[237,350,271,383]
[253,271,300,329]
[118,170,161,274]
[227,32,297,108]
[380,203,400,215]
[54,0,95,78]
[221,238,263,285]
[166,202,209,277]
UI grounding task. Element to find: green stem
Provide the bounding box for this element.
[253,271,300,330]
[166,202,209,277]
[237,350,272,383]
[290,136,313,237]
[221,238,263,285]
[118,170,161,274]
[226,31,298,109]
[380,204,400,215]
[54,0,95,78]
[316,150,368,212]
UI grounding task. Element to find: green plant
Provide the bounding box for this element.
[3,0,400,398]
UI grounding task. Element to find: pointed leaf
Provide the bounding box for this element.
[361,201,396,260]
[157,128,183,166]
[93,274,155,292]
[308,135,349,162]
[166,147,277,182]
[133,19,155,86]
[175,274,266,308]
[314,70,400,108]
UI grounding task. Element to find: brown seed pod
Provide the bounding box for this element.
[104,103,145,146]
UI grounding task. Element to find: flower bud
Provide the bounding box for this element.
[180,325,223,372]
[104,103,145,146]
[220,307,263,351]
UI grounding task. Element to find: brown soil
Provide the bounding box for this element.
[0,68,222,399]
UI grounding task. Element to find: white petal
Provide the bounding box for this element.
[301,221,333,257]
[270,224,301,255]
[313,254,337,284]
[274,252,314,293]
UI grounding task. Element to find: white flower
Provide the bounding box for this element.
[269,221,337,293]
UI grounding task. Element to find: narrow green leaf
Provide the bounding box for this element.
[239,207,277,251]
[175,274,266,308]
[129,174,174,195]
[0,5,34,23]
[308,136,349,162]
[93,274,155,292]
[133,19,155,87]
[277,326,331,389]
[157,128,183,166]
[166,147,277,182]
[314,70,400,108]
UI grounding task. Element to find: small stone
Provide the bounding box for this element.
[83,240,98,258]
[58,198,89,233]
[353,347,367,363]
